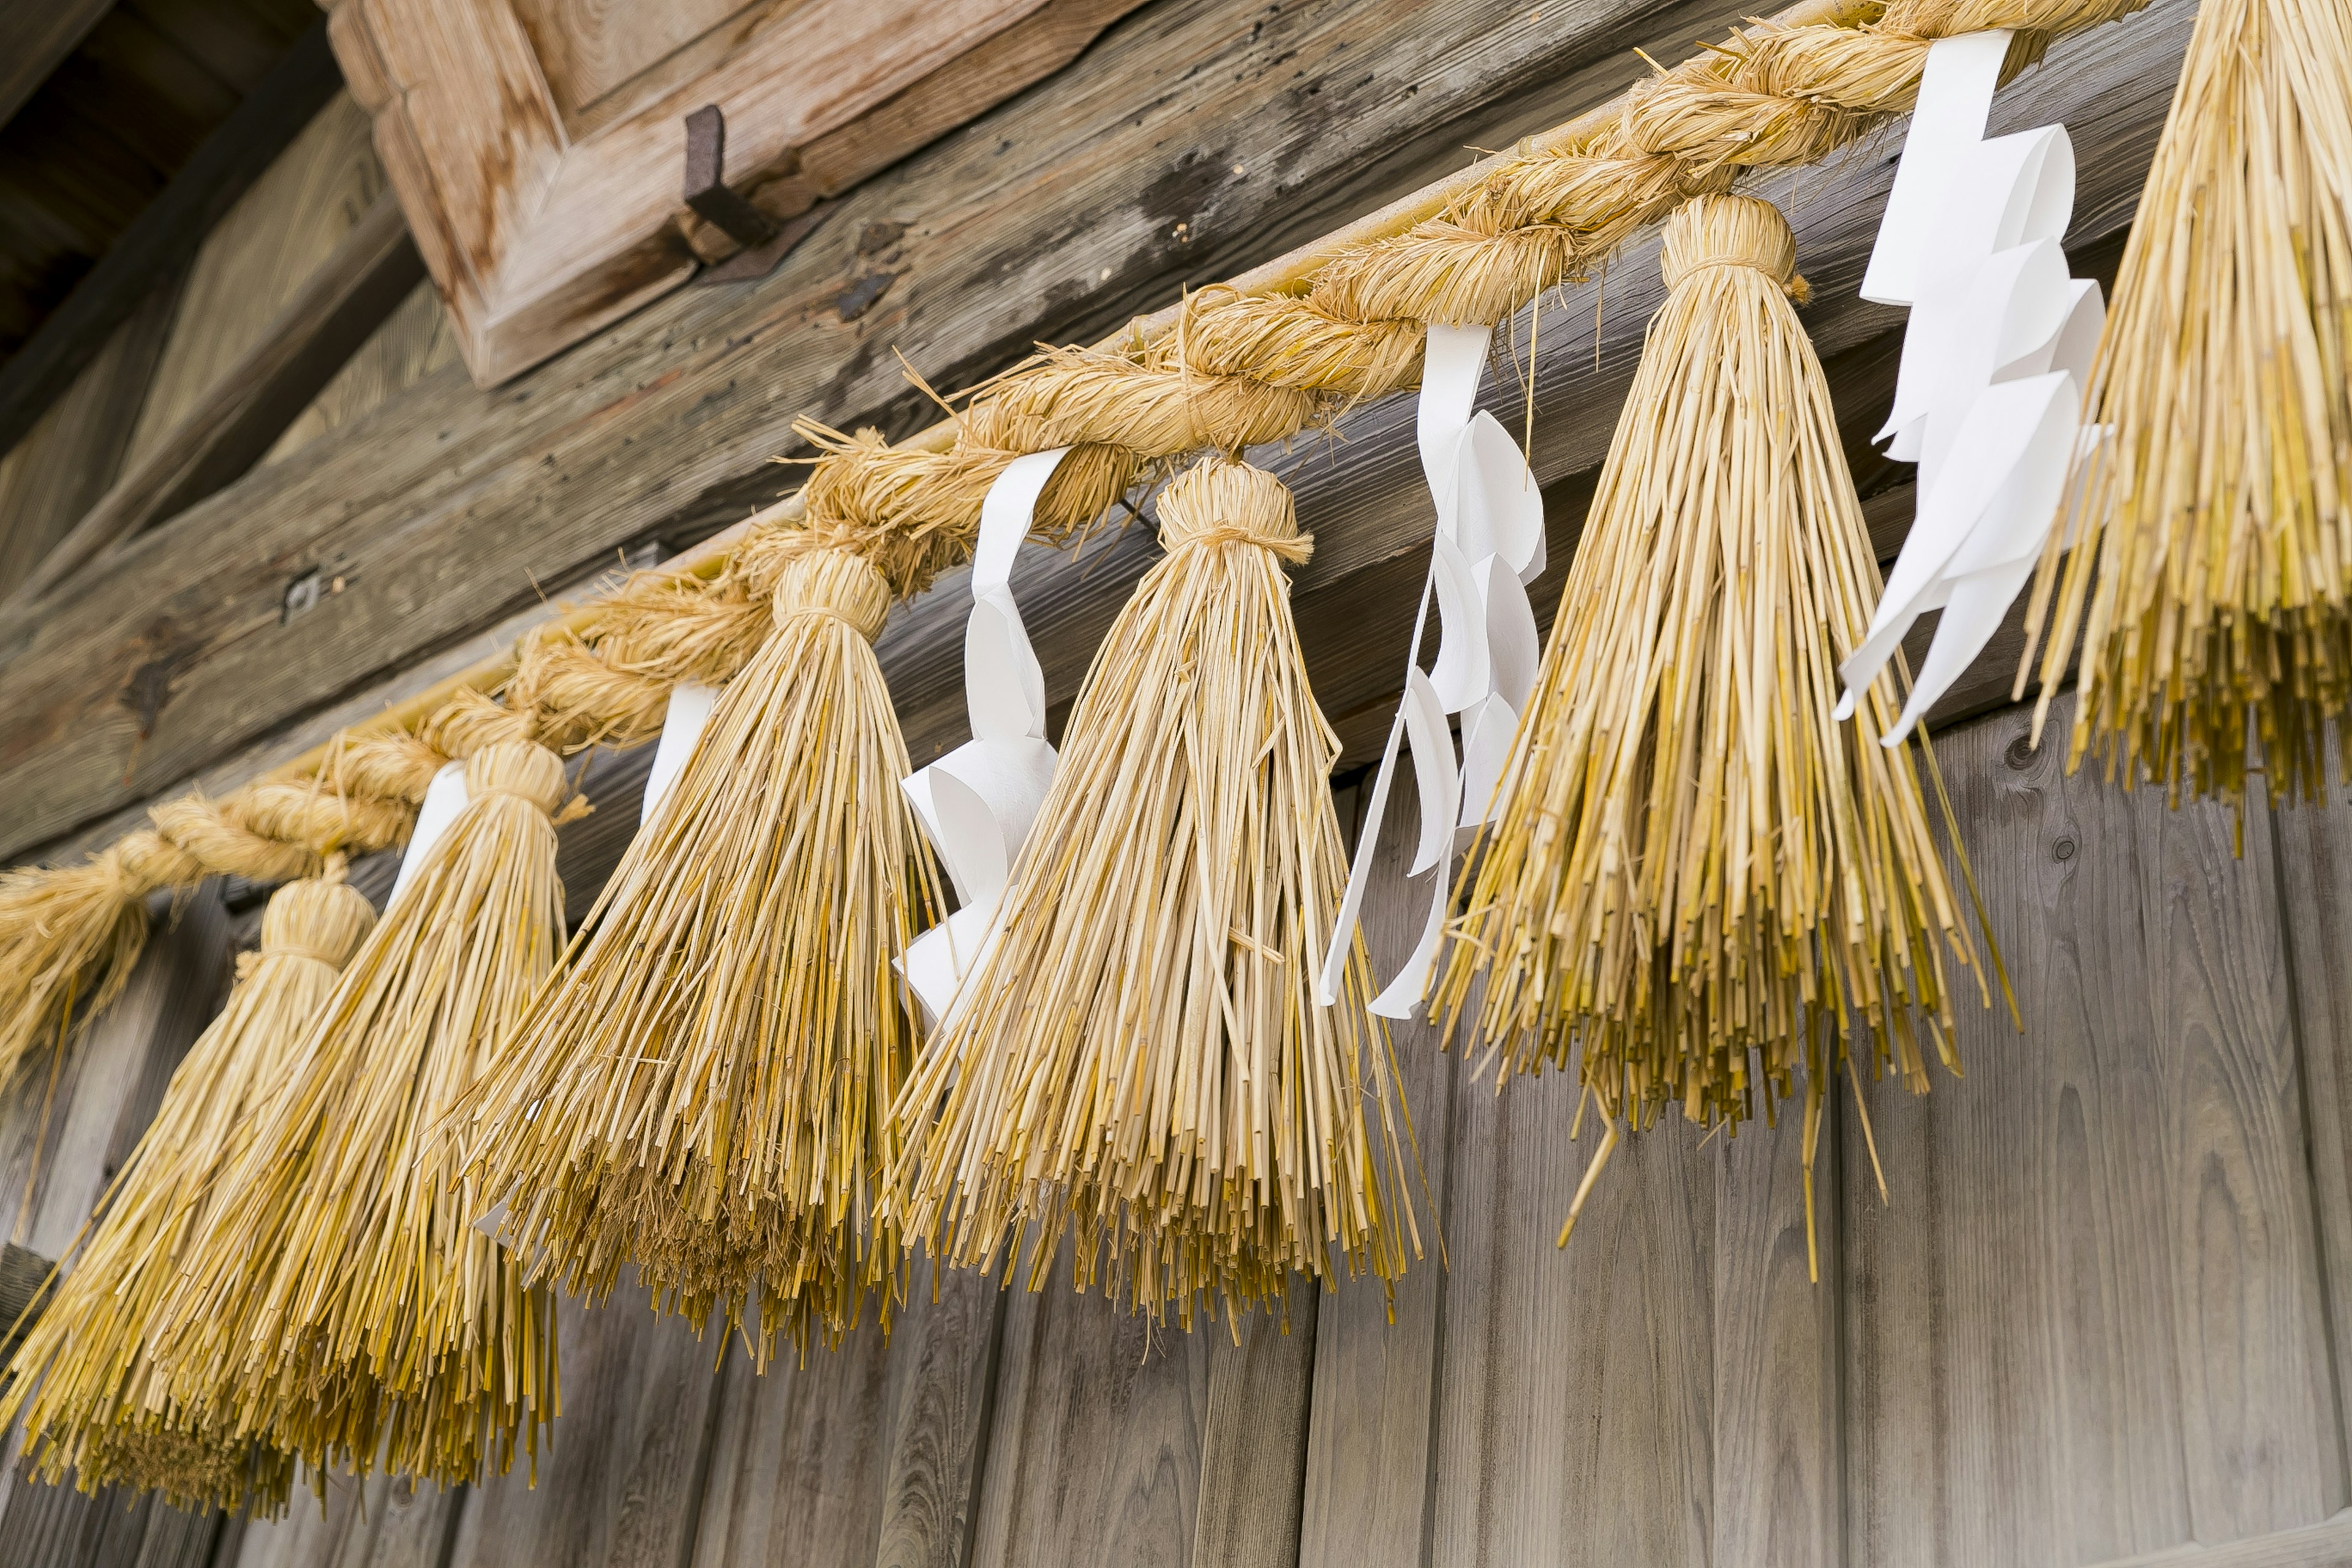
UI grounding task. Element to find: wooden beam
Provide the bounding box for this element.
[1,191,423,614]
[0,18,342,462]
[0,0,112,132]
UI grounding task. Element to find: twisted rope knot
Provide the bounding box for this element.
[259,875,377,970]
[1156,459,1313,564]
[770,547,892,640]
[463,740,570,818]
[1662,194,1809,300]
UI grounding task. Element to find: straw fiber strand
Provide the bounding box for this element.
[889,459,1420,1325]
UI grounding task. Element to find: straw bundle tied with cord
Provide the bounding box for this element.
[888,458,1422,1325]
[0,869,374,1517]
[2021,0,2352,804]
[140,734,571,1489]
[0,0,2158,1102]
[1434,194,1991,1258]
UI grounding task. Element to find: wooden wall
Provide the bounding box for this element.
[4,696,2350,1568]
[2,1,2349,1565]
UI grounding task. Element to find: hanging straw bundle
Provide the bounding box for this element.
[467,545,937,1365]
[1435,195,1980,1240]
[2020,0,2352,804]
[145,737,570,1490]
[890,458,1421,1324]
[0,870,375,1516]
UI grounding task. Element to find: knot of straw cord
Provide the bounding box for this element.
[1660,194,1810,302]
[769,548,891,641]
[1161,453,1326,564]
[1155,459,1313,563]
[463,740,569,818]
[258,875,377,970]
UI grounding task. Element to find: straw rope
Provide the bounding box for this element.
[0,0,2154,1078]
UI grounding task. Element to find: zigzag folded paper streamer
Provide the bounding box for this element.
[387,760,468,903]
[1320,322,1544,1017]
[639,681,720,826]
[898,448,1070,1027]
[1838,29,2105,741]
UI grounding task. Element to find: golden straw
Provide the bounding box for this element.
[1435,195,1978,1243]
[0,870,375,1516]
[2020,0,2352,804]
[144,740,569,1489]
[889,459,1421,1324]
[469,545,938,1365]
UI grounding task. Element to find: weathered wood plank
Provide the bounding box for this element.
[1295,786,1458,1568]
[0,277,183,602]
[2263,783,2352,1465]
[1191,1297,1320,1568]
[0,0,1809,862]
[965,1246,1215,1568]
[444,1282,726,1568]
[2084,1512,2352,1568]
[1844,695,2346,1567]
[221,1476,467,1568]
[264,280,459,465]
[11,192,424,609]
[690,1259,1001,1568]
[0,889,230,1559]
[0,21,342,461]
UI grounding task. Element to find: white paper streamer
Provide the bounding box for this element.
[1840,31,2106,742]
[1321,320,1547,1016]
[639,680,720,826]
[897,448,1070,1027]
[389,760,468,903]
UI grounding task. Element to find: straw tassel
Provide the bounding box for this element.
[890,458,1421,1324]
[467,546,937,1365]
[0,870,375,1515]
[2021,0,2352,803]
[144,739,570,1489]
[1435,195,1979,1240]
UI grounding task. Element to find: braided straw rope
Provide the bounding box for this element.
[0,0,2154,1070]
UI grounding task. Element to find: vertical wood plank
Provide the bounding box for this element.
[1297,785,1458,1568]
[0,888,231,1558]
[1845,696,2345,1567]
[2263,781,2352,1474]
[123,91,383,470]
[690,1259,1001,1568]
[0,277,183,601]
[1426,1068,1717,1568]
[1191,1294,1320,1568]
[965,1245,1214,1568]
[221,1476,466,1568]
[445,1280,726,1568]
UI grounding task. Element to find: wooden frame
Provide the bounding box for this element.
[324,0,1145,386]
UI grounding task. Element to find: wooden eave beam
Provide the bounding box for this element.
[0,18,344,462]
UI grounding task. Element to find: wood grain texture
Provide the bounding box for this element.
[1844,695,2346,1568]
[511,0,770,121]
[0,19,342,461]
[446,1281,726,1568]
[691,1259,1001,1568]
[223,1476,467,1568]
[0,278,183,602]
[9,193,424,611]
[2264,786,2352,1469]
[123,92,387,469]
[1191,1294,1320,1568]
[0,888,230,1564]
[332,0,1144,385]
[966,1247,1214,1568]
[2082,1512,2352,1567]
[265,279,461,463]
[1296,785,1458,1568]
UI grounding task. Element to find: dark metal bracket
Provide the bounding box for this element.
[684,104,828,285]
